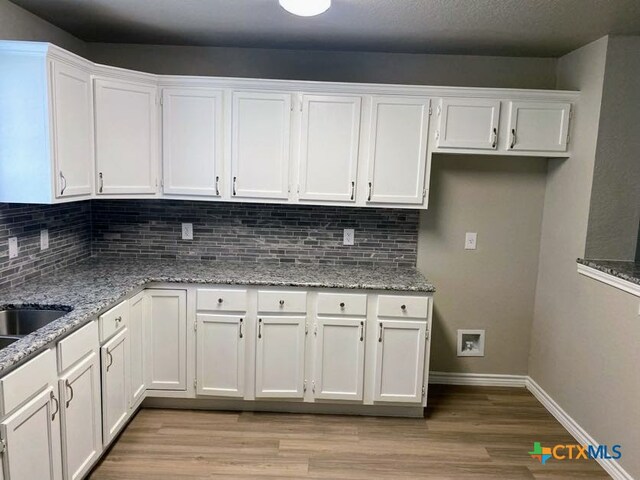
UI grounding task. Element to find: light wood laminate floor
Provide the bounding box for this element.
[90,385,608,479]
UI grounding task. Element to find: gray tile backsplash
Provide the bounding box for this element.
[92,200,418,267]
[1,199,419,289]
[0,202,92,289]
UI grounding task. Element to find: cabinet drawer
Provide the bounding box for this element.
[317,293,367,316]
[0,348,56,416]
[99,300,128,343]
[377,295,429,319]
[57,320,99,372]
[258,290,307,313]
[197,288,248,312]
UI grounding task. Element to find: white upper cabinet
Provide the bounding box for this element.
[366,96,430,205]
[436,98,500,150]
[162,88,224,196]
[298,95,361,202]
[231,91,292,200]
[50,60,93,199]
[94,77,158,195]
[507,101,571,152]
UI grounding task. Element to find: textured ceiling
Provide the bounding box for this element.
[9,0,640,56]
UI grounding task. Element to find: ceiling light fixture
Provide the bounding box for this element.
[279,0,331,17]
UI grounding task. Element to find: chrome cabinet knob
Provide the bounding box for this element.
[340,302,345,308]
[279,300,285,306]
[217,298,223,304]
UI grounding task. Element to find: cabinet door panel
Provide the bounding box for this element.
[50,60,93,198]
[162,88,223,196]
[145,290,187,391]
[508,101,571,152]
[255,317,305,398]
[231,91,291,200]
[197,314,245,397]
[437,98,500,150]
[101,328,129,445]
[128,291,146,407]
[367,97,429,205]
[1,386,62,480]
[373,320,426,403]
[298,95,361,202]
[59,352,102,480]
[94,78,158,194]
[314,318,364,401]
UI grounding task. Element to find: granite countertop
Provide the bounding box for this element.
[577,258,640,286]
[0,257,435,375]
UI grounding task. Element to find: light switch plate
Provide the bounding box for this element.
[181,223,193,240]
[8,237,18,259]
[40,229,49,250]
[465,232,477,250]
[343,229,355,246]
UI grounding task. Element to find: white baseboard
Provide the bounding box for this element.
[429,371,527,387]
[428,372,633,479]
[525,377,632,480]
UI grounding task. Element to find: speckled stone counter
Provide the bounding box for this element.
[577,259,640,286]
[0,258,435,375]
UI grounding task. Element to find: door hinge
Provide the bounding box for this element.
[0,437,5,454]
[160,178,164,188]
[159,95,163,106]
[305,322,308,335]
[312,381,316,394]
[314,324,317,336]
[194,321,197,332]
[303,380,307,393]
[434,130,440,140]
[436,104,442,116]
[194,379,197,389]
[426,329,430,340]
[422,189,427,199]
[428,105,432,116]
[422,385,426,397]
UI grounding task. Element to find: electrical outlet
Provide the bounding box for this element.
[40,229,49,250]
[8,237,18,259]
[465,232,477,250]
[181,223,193,240]
[343,229,355,246]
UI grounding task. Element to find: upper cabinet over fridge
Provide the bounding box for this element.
[0,41,578,208]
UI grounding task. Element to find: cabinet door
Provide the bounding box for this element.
[373,320,426,403]
[50,60,93,198]
[231,91,291,200]
[162,88,224,196]
[94,77,158,195]
[507,101,571,152]
[128,291,146,407]
[313,318,365,401]
[59,352,102,480]
[255,316,306,399]
[367,97,430,205]
[101,328,129,445]
[298,95,361,202]
[145,289,187,391]
[0,386,62,480]
[436,98,500,150]
[196,314,245,397]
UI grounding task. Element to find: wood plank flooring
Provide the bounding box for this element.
[89,385,609,479]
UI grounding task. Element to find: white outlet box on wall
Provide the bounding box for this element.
[457,329,485,356]
[181,223,193,240]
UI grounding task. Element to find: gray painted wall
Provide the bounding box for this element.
[86,43,558,89]
[585,36,640,261]
[530,37,640,477]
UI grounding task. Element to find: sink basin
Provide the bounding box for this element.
[0,308,69,336]
[0,337,19,349]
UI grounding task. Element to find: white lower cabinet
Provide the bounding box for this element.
[373,320,427,403]
[145,289,187,391]
[128,292,146,407]
[101,328,130,446]
[255,316,306,399]
[59,352,102,480]
[313,318,365,401]
[196,314,245,397]
[0,386,62,480]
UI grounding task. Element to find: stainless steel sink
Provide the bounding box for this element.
[0,308,69,339]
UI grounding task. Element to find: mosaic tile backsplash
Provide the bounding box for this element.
[1,199,420,288]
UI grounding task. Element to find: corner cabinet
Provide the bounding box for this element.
[366,97,430,206]
[507,101,571,152]
[93,76,159,196]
